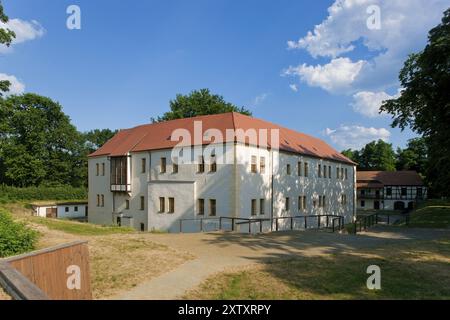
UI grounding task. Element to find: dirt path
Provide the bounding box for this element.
[115,226,450,300]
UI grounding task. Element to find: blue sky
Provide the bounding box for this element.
[1,0,448,150]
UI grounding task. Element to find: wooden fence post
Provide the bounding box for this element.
[179,220,182,233]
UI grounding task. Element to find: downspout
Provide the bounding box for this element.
[270,149,274,231]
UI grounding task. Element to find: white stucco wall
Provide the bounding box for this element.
[57,204,87,219]
[88,142,355,232]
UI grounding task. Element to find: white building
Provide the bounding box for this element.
[32,202,88,219]
[88,112,356,232]
[357,171,427,211]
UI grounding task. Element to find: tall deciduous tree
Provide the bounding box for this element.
[396,137,428,175]
[343,140,396,171]
[83,129,117,153]
[152,88,251,122]
[0,2,16,95]
[380,8,450,197]
[0,94,86,187]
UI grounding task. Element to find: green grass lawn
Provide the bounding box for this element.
[185,237,450,300]
[30,216,135,236]
[408,199,450,228]
[1,202,135,236]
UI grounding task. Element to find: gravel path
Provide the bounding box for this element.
[115,226,450,300]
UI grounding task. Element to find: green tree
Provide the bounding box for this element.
[153,88,251,122]
[0,2,16,95]
[380,8,450,196]
[341,149,360,164]
[83,129,117,153]
[0,94,86,187]
[396,137,428,175]
[358,140,397,171]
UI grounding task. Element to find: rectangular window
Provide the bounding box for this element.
[210,155,217,172]
[140,223,145,232]
[345,168,348,180]
[328,166,331,179]
[198,199,205,215]
[141,158,146,173]
[101,195,105,207]
[125,199,130,210]
[323,165,327,178]
[260,157,266,174]
[342,194,347,205]
[251,156,257,173]
[304,162,309,177]
[401,188,407,196]
[285,197,290,211]
[209,199,216,216]
[74,206,78,212]
[386,187,392,196]
[140,196,145,210]
[65,207,69,212]
[298,196,303,211]
[287,164,291,175]
[159,197,165,213]
[168,198,175,213]
[96,163,99,176]
[160,157,166,173]
[102,163,105,176]
[322,195,326,208]
[110,156,128,186]
[417,188,423,197]
[341,168,344,180]
[361,200,365,207]
[198,156,205,173]
[302,196,307,210]
[172,157,179,173]
[336,166,340,179]
[318,164,322,178]
[319,196,323,208]
[298,162,302,176]
[260,199,265,215]
[96,194,100,207]
[251,199,257,216]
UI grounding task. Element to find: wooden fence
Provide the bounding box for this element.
[0,241,92,300]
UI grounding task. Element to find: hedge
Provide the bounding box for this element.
[0,185,87,202]
[0,209,38,257]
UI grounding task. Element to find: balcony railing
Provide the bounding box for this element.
[358,194,382,199]
[110,184,131,192]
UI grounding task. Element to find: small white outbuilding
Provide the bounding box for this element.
[31,202,88,220]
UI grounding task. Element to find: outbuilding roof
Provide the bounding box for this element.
[89,112,355,165]
[357,171,424,186]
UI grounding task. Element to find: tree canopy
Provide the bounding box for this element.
[152,88,251,122]
[0,2,16,96]
[0,94,86,187]
[342,140,397,171]
[83,129,118,153]
[380,8,450,197]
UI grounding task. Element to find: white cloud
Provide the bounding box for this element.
[0,73,25,95]
[0,19,45,53]
[325,125,391,149]
[351,90,400,117]
[284,57,365,93]
[289,84,298,92]
[252,93,269,106]
[286,0,449,92]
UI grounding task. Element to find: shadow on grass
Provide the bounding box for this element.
[190,227,450,299]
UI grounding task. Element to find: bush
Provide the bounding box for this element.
[0,185,87,202]
[0,209,38,257]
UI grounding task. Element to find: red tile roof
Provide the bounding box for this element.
[89,112,355,164]
[357,171,424,186]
